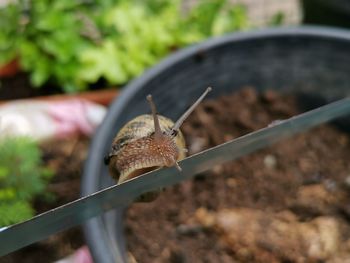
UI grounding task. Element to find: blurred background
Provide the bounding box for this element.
[191,0,301,25]
[1,0,350,263]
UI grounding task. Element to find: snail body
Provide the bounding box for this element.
[105,87,211,201]
[107,114,186,183]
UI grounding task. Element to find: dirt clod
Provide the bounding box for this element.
[195,207,341,262]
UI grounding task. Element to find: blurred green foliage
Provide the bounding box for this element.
[0,137,53,227]
[0,0,248,93]
[0,0,96,93]
[269,12,285,26]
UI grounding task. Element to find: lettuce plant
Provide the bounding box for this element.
[0,0,247,93]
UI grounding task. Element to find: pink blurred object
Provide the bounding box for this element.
[74,246,94,263]
[0,99,106,140]
[48,99,101,137]
[55,246,93,263]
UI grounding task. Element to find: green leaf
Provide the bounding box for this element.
[78,39,128,84]
[30,58,50,87]
[0,137,53,226]
[0,167,9,179]
[0,0,248,91]
[269,12,285,26]
[0,201,34,227]
[0,188,15,200]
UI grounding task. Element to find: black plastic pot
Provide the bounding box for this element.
[81,26,350,263]
[302,0,350,28]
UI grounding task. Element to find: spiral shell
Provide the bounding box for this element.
[105,87,211,202]
[107,114,186,184]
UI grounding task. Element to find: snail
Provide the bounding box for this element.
[104,87,212,201]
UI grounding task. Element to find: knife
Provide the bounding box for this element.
[0,97,350,256]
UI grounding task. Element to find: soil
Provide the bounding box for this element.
[125,88,350,263]
[1,87,350,263]
[1,136,90,263]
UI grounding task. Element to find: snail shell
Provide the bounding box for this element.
[105,87,212,201]
[107,114,186,184]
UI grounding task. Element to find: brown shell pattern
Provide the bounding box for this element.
[108,114,186,183]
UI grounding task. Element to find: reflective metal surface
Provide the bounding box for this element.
[0,97,349,256]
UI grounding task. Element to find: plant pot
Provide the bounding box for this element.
[81,26,350,263]
[0,88,118,106]
[0,58,20,78]
[31,88,118,106]
[301,0,350,28]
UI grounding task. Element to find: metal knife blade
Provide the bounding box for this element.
[0,97,350,256]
